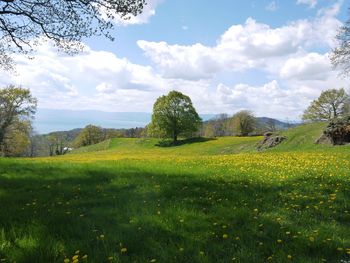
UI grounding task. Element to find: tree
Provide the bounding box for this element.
[150,91,202,143]
[302,88,349,122]
[0,85,37,154]
[230,110,256,136]
[266,118,277,132]
[331,8,350,76]
[0,0,146,70]
[74,124,105,147]
[2,119,31,157]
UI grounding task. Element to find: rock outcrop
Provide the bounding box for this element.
[316,117,350,145]
[257,132,287,151]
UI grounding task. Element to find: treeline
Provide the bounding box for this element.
[28,125,146,157]
[199,111,289,138]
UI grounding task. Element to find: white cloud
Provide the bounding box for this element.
[266,1,278,11]
[0,42,166,111]
[280,53,331,80]
[297,0,317,8]
[138,4,341,81]
[137,41,221,80]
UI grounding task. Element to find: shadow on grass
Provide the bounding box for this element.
[0,160,349,262]
[156,137,217,147]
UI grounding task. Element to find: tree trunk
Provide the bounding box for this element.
[173,132,177,144]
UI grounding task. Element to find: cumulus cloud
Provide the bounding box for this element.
[0,42,166,111]
[138,3,341,81]
[280,53,331,81]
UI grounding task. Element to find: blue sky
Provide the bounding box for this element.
[0,0,349,121]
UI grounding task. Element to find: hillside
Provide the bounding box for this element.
[1,123,350,263]
[70,122,341,157]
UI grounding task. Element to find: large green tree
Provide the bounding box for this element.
[150,91,202,143]
[2,119,31,157]
[331,7,350,76]
[230,110,256,136]
[0,85,37,154]
[0,0,146,70]
[302,88,349,122]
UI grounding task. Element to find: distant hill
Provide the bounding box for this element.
[256,117,297,129]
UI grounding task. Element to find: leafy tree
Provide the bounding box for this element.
[230,110,256,136]
[74,124,105,147]
[302,88,349,122]
[0,0,146,70]
[202,122,216,138]
[2,119,31,157]
[150,91,202,143]
[0,85,37,154]
[331,8,350,76]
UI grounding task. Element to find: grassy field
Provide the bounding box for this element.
[1,123,350,262]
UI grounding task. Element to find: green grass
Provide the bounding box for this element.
[1,124,350,263]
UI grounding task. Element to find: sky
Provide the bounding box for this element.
[0,0,349,121]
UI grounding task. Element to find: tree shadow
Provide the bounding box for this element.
[156,137,217,147]
[0,161,349,262]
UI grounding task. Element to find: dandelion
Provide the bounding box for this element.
[223,234,228,239]
[121,248,127,253]
[287,255,292,260]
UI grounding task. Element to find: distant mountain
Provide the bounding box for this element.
[33,109,215,134]
[256,117,297,129]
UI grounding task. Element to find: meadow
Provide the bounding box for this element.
[1,123,350,262]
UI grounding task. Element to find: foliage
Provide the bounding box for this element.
[0,85,37,155]
[0,123,350,262]
[230,110,256,136]
[2,119,31,157]
[331,8,350,76]
[201,114,231,137]
[74,125,105,148]
[0,0,146,71]
[302,89,349,122]
[150,91,202,143]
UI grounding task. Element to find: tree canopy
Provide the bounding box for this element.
[331,7,350,76]
[0,85,37,155]
[302,88,349,122]
[0,0,146,70]
[74,124,105,147]
[230,110,256,136]
[150,91,202,143]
